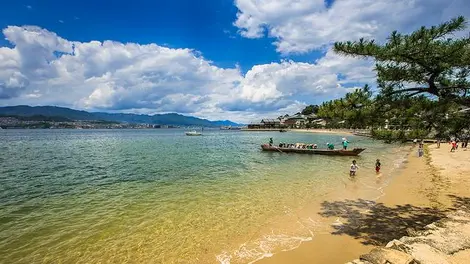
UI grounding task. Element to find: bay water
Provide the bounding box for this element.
[0,129,407,263]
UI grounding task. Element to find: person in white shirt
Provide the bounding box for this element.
[350,160,359,176]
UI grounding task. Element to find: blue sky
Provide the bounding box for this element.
[0,0,319,71]
[0,0,468,122]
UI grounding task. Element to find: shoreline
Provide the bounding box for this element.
[240,128,358,135]
[291,128,356,135]
[256,143,470,263]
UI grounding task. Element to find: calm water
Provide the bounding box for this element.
[0,129,407,263]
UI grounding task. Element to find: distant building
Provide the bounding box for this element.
[247,119,284,129]
[311,118,327,127]
[261,119,281,128]
[284,114,307,128]
[248,114,327,129]
[247,122,263,129]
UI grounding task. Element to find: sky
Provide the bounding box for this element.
[0,0,469,123]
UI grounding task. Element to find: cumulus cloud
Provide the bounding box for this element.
[234,0,470,54]
[0,26,369,123]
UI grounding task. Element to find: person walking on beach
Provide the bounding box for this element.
[342,138,349,150]
[375,159,381,173]
[418,141,424,157]
[437,139,441,148]
[451,140,457,152]
[350,160,359,176]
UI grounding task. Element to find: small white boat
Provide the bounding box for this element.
[185,131,202,136]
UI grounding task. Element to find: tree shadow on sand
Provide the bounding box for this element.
[319,199,450,245]
[449,195,470,211]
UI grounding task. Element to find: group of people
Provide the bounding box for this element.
[419,138,469,153]
[270,137,350,150]
[277,142,318,149]
[326,138,350,150]
[269,138,318,149]
[349,159,381,176]
[448,138,469,152]
[268,137,381,176]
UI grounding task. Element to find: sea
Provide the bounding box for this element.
[0,129,408,264]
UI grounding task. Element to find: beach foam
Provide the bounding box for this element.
[216,232,313,264]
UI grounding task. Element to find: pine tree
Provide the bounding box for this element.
[334,16,470,106]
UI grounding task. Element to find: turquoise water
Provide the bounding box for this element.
[0,129,406,263]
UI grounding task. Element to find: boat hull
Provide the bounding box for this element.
[186,132,202,136]
[260,144,365,156]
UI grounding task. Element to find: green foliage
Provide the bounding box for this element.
[371,129,429,143]
[334,16,470,107]
[0,114,72,122]
[301,105,319,115]
[407,129,430,140]
[312,17,470,142]
[317,85,374,129]
[371,130,403,143]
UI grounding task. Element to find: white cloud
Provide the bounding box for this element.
[0,26,370,123]
[234,0,470,54]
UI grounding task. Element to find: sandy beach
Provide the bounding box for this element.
[292,128,355,135]
[240,128,357,135]
[257,143,470,264]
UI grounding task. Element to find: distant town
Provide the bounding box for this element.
[0,116,181,129]
[0,112,329,130]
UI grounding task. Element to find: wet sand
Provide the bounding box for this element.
[257,144,470,264]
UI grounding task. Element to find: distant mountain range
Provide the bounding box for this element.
[0,106,241,127]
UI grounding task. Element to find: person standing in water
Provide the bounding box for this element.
[342,138,349,150]
[375,159,381,173]
[269,137,273,146]
[350,160,359,176]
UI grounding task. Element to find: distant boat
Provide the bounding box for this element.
[279,129,287,132]
[220,126,241,130]
[260,144,365,156]
[186,131,202,136]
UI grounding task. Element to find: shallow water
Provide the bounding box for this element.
[0,129,407,263]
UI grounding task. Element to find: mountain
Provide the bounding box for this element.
[0,106,241,127]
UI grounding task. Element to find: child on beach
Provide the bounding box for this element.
[350,160,359,176]
[451,140,457,152]
[418,141,424,157]
[375,159,381,173]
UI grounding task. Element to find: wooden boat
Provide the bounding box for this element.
[260,144,365,156]
[186,131,202,136]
